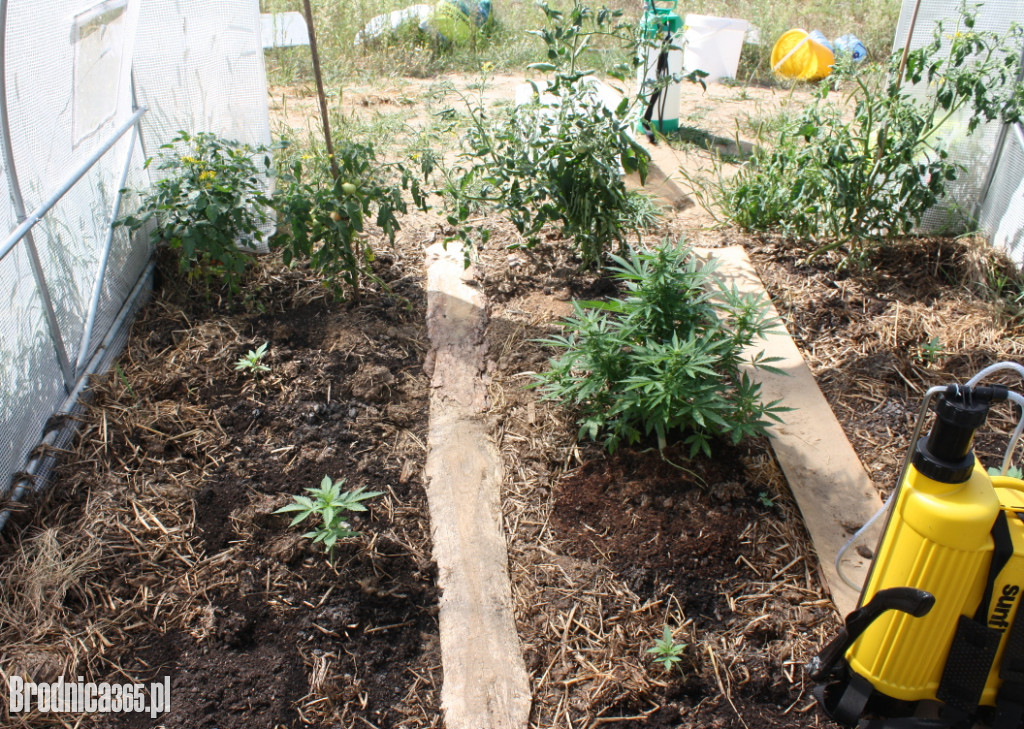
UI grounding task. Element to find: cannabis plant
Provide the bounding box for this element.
[648,625,687,673]
[234,342,270,376]
[275,476,382,556]
[534,239,787,455]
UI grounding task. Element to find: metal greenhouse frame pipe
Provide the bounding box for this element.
[0,0,149,524]
[75,124,140,375]
[0,259,155,532]
[0,0,74,392]
[0,108,146,264]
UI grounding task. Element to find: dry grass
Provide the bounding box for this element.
[0,253,440,728]
[753,235,1024,495]
[3,176,1023,729]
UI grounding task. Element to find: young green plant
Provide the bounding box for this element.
[118,131,272,293]
[445,0,680,268]
[275,476,382,557]
[988,465,1024,479]
[234,342,270,376]
[706,9,1024,262]
[534,239,788,455]
[273,140,430,301]
[648,625,687,673]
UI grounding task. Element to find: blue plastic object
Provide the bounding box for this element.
[833,34,867,62]
[808,30,833,52]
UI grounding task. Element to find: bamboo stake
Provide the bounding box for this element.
[895,0,924,88]
[302,0,340,181]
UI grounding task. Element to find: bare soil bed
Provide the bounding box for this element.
[3,78,1024,729]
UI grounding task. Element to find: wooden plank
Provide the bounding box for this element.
[424,243,531,729]
[697,246,883,615]
[634,135,693,210]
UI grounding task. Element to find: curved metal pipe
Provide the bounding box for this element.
[75,124,139,375]
[0,0,74,392]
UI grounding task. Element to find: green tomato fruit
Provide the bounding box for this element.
[341,182,357,195]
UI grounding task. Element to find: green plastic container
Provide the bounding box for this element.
[640,0,682,38]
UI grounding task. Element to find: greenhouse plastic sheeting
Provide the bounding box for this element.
[893,0,1024,252]
[134,0,274,249]
[0,0,145,503]
[980,126,1024,264]
[1,0,271,506]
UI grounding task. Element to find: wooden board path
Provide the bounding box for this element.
[698,246,885,615]
[423,243,531,729]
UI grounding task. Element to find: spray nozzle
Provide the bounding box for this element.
[913,385,1006,483]
[941,384,1008,406]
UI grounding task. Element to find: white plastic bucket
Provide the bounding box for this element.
[683,15,749,83]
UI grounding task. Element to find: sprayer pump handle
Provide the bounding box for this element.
[806,588,935,682]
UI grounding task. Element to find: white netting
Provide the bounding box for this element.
[980,125,1024,265]
[893,0,1024,241]
[0,0,142,501]
[0,0,271,505]
[134,0,274,249]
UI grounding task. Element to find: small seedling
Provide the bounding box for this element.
[757,491,775,509]
[115,363,135,399]
[987,465,1024,479]
[235,342,270,376]
[275,476,382,555]
[647,625,687,673]
[916,336,943,365]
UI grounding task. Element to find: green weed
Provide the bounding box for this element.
[115,363,135,399]
[915,336,943,365]
[533,239,788,455]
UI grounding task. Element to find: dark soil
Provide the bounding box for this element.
[552,443,813,728]
[7,251,443,729]
[5,220,1020,729]
[554,443,772,626]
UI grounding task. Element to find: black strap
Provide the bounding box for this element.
[830,673,876,727]
[976,511,1015,624]
[992,512,1024,729]
[642,30,673,143]
[936,615,1002,723]
[934,511,1014,725]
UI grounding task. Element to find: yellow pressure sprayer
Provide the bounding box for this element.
[808,362,1024,729]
